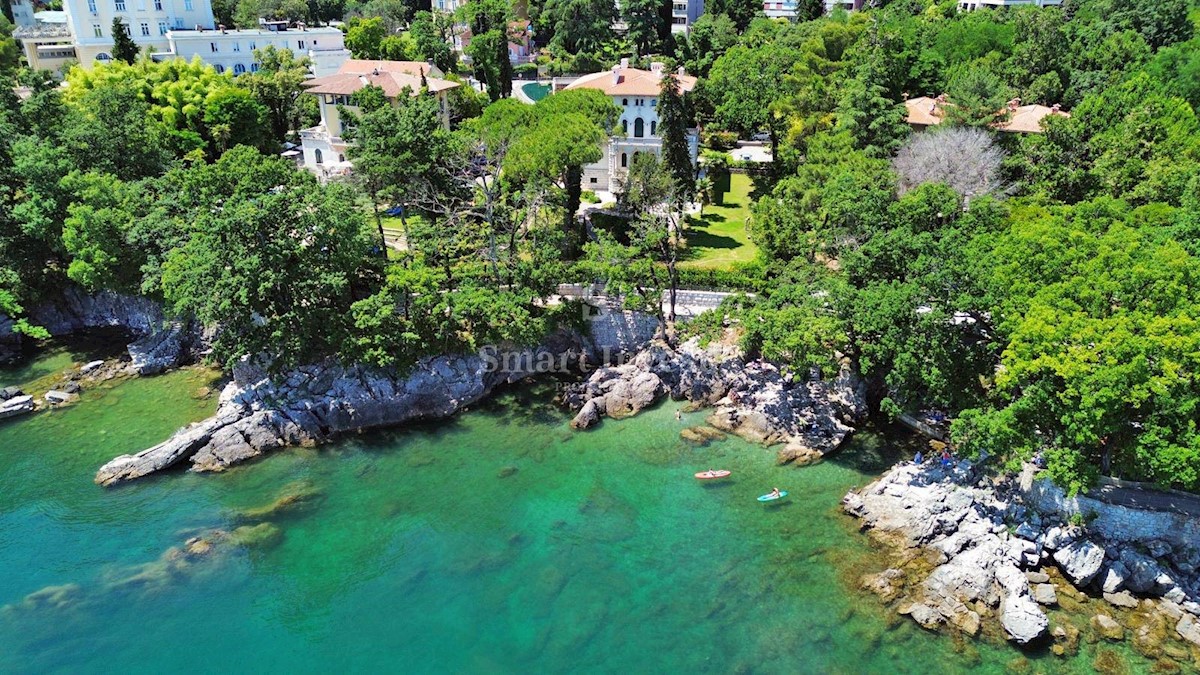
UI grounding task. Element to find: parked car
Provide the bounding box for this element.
[749,132,771,142]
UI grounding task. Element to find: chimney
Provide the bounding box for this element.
[677,66,684,76]
[620,57,629,69]
[611,63,620,85]
[218,23,225,32]
[650,61,663,75]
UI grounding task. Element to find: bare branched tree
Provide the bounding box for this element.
[892,127,1008,199]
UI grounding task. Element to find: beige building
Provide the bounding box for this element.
[564,60,699,192]
[12,11,76,73]
[299,59,460,177]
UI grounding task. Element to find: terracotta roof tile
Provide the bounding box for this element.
[565,67,697,97]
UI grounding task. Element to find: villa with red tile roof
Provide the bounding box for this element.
[564,59,699,192]
[298,60,459,177]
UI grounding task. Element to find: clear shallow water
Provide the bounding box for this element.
[0,352,1153,674]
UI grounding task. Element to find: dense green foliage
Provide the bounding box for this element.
[5,0,1200,494]
[682,1,1200,492]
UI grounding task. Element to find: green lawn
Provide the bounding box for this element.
[681,172,761,269]
[376,213,429,252]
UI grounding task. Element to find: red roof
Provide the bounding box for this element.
[566,66,698,97]
[304,60,458,97]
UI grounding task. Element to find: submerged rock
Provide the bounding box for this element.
[2,583,84,613]
[234,481,323,521]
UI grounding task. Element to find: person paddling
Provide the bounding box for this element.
[768,487,781,499]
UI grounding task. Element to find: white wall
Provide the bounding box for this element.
[63,0,217,66]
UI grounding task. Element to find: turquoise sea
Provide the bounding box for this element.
[0,342,1156,673]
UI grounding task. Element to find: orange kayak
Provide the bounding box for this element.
[695,470,732,480]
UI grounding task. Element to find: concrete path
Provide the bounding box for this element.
[1089,481,1200,518]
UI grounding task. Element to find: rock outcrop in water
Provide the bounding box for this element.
[844,460,1200,662]
[95,311,661,485]
[565,338,868,464]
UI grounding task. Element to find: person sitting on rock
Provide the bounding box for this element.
[914,451,924,465]
[940,449,953,467]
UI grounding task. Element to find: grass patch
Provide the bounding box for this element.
[681,173,761,270]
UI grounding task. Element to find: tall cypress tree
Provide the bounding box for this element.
[657,73,694,204]
[111,18,139,64]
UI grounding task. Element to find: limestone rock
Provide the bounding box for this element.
[1101,561,1128,594]
[1001,593,1050,644]
[1091,614,1125,641]
[1033,583,1059,606]
[0,394,35,420]
[1103,591,1139,609]
[1026,571,1051,584]
[128,322,189,375]
[1054,539,1106,587]
[1176,614,1200,646]
[44,390,77,404]
[898,602,944,630]
[861,569,904,603]
[1121,549,1168,595]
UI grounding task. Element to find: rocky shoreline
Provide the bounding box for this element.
[93,308,663,485]
[844,459,1200,668]
[565,338,868,464]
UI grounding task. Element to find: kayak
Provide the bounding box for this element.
[757,491,789,502]
[694,470,731,480]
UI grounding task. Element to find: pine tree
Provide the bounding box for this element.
[838,54,909,157]
[111,18,138,64]
[657,73,694,204]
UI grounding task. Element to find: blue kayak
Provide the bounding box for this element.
[757,491,788,502]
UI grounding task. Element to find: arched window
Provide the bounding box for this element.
[95,52,112,62]
[622,98,628,106]
[634,118,644,138]
[338,154,345,162]
[314,148,324,164]
[650,120,657,136]
[250,63,259,72]
[621,119,628,134]
[214,64,225,74]
[620,153,627,168]
[233,63,246,74]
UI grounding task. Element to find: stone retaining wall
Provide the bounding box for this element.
[1019,465,1200,549]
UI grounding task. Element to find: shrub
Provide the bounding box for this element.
[702,129,738,151]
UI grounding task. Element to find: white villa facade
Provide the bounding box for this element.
[564,60,699,192]
[12,0,348,75]
[958,0,1061,9]
[156,23,348,76]
[299,59,459,178]
[64,0,216,67]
